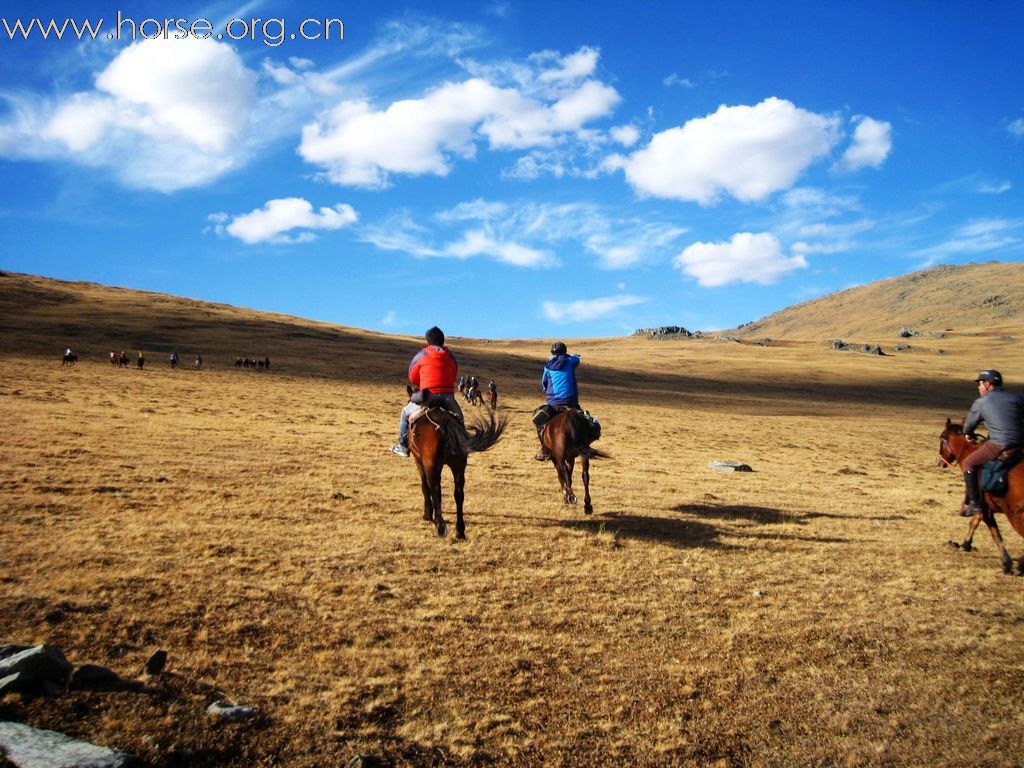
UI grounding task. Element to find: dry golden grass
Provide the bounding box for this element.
[2,271,1024,767]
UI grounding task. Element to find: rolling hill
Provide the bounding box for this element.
[730,261,1024,341]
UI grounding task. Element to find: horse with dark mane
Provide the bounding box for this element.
[406,388,507,539]
[938,418,1024,574]
[62,352,77,366]
[539,408,608,515]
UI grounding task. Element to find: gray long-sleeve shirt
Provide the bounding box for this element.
[964,388,1024,447]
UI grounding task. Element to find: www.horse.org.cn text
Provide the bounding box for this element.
[1,14,345,47]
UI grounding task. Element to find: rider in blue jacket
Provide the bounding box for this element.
[534,342,581,460]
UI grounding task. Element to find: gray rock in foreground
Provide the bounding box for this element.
[206,700,256,722]
[0,721,134,768]
[708,460,753,472]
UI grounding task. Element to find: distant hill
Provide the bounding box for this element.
[731,261,1024,341]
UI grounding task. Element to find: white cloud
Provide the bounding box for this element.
[299,46,620,188]
[1008,118,1024,138]
[979,180,1012,194]
[663,73,695,88]
[836,116,891,171]
[360,211,442,257]
[2,37,258,191]
[536,47,600,83]
[219,198,358,245]
[585,222,688,269]
[674,232,808,287]
[541,294,647,322]
[619,97,840,204]
[447,230,554,266]
[362,198,685,270]
[910,218,1024,266]
[610,124,640,147]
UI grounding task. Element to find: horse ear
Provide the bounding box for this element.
[945,417,952,428]
[407,385,414,397]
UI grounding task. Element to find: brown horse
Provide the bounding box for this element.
[938,418,1024,575]
[407,393,507,539]
[540,408,608,515]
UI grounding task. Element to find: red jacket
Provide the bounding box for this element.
[408,345,458,394]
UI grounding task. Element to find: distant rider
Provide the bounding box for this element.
[960,369,1024,516]
[534,341,581,460]
[390,326,464,457]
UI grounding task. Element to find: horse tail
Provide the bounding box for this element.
[566,410,610,460]
[464,409,508,454]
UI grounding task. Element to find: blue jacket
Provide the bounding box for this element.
[542,354,580,405]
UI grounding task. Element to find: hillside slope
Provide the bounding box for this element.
[732,261,1024,341]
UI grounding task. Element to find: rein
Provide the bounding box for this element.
[937,437,958,468]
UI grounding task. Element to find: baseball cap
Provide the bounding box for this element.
[974,369,1003,386]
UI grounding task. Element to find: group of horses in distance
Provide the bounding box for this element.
[938,418,1024,575]
[458,376,495,408]
[404,385,605,539]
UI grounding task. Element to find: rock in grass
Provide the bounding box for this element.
[0,721,134,768]
[143,649,167,675]
[707,460,753,472]
[0,644,72,689]
[206,700,256,722]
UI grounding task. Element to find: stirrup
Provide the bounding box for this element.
[534,450,548,461]
[961,503,985,517]
[390,443,410,457]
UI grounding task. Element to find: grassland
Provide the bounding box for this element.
[2,270,1024,767]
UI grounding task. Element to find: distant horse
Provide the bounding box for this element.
[938,418,1024,575]
[406,388,507,539]
[539,408,608,515]
[62,352,77,366]
[467,385,484,407]
[488,387,497,409]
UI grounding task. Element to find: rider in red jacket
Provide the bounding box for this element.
[391,327,464,456]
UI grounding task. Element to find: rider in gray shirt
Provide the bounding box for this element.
[961,369,1024,516]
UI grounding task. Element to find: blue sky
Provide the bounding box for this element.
[1,1,1022,338]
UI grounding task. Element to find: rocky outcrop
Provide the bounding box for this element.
[0,721,134,768]
[632,326,698,339]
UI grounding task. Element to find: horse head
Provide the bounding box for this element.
[938,418,966,468]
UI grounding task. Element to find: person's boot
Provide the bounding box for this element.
[534,426,549,461]
[390,437,410,457]
[962,469,985,516]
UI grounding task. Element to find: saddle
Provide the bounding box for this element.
[408,389,460,429]
[982,449,1023,496]
[532,405,602,442]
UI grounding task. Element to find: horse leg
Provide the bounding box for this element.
[431,463,446,538]
[980,513,1014,574]
[950,515,983,552]
[581,455,592,515]
[452,458,467,540]
[416,463,433,522]
[563,456,576,505]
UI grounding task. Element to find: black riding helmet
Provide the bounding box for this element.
[425,326,445,346]
[551,341,567,356]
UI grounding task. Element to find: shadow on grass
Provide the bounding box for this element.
[538,510,731,550]
[672,502,798,525]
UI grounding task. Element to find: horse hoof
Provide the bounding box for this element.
[566,495,577,505]
[436,523,447,538]
[584,504,593,515]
